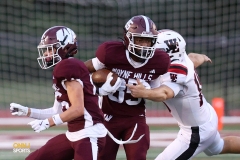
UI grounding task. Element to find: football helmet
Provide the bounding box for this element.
[124,15,158,60]
[37,26,78,69]
[156,29,186,62]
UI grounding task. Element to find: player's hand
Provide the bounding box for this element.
[10,103,29,116]
[28,119,50,133]
[98,77,121,96]
[203,54,212,63]
[126,79,147,98]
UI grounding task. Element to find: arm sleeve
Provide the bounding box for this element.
[92,57,106,70]
[160,68,187,97]
[29,99,63,120]
[161,82,181,97]
[95,42,108,65]
[149,76,161,89]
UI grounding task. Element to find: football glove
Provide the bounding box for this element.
[28,119,50,133]
[10,103,28,116]
[98,76,121,96]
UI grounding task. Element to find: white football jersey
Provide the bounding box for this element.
[160,53,211,126]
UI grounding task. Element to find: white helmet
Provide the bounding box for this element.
[155,29,186,62]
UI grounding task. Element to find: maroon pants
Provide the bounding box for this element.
[98,116,150,160]
[26,134,105,160]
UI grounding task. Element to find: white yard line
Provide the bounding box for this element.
[1,117,240,125]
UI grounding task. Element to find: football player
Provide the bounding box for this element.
[10,26,108,160]
[126,29,240,160]
[84,15,171,160]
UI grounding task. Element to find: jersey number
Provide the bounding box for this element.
[194,72,203,106]
[108,78,150,105]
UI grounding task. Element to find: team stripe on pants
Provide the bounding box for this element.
[176,126,200,160]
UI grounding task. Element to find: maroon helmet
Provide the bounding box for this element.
[124,15,158,60]
[37,26,78,69]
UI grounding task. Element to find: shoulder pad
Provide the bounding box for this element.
[168,62,188,76]
[161,62,188,85]
[54,59,83,80]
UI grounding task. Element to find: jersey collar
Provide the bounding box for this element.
[126,50,148,68]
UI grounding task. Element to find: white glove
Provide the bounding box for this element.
[28,119,50,133]
[10,103,29,116]
[98,76,121,96]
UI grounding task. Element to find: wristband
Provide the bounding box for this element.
[52,114,64,125]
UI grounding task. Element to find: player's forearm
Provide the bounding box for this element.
[143,88,168,102]
[84,59,96,73]
[57,106,84,124]
[47,106,84,127]
[29,107,61,120]
[27,99,62,119]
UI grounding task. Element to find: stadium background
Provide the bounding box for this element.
[0,0,240,159]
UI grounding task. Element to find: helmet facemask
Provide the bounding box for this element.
[126,32,157,60]
[37,42,62,69]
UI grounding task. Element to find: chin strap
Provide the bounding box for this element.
[65,45,78,58]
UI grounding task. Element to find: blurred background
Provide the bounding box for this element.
[0,0,240,115]
[0,0,240,159]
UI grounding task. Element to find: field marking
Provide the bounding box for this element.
[1,116,240,125]
[1,117,240,150]
[0,132,177,150]
[2,130,240,150]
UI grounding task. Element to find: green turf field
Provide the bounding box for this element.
[1,148,240,160]
[1,124,240,160]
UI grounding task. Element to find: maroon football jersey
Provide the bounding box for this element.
[53,58,104,132]
[96,41,170,116]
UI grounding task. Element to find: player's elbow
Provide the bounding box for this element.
[150,87,174,102]
[71,106,84,118]
[157,93,169,102]
[75,107,84,116]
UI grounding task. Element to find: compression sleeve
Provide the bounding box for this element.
[29,99,63,120]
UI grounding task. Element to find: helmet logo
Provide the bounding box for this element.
[44,36,48,42]
[125,20,133,30]
[60,35,68,45]
[40,36,48,45]
[164,38,179,53]
[170,73,177,82]
[56,28,74,47]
